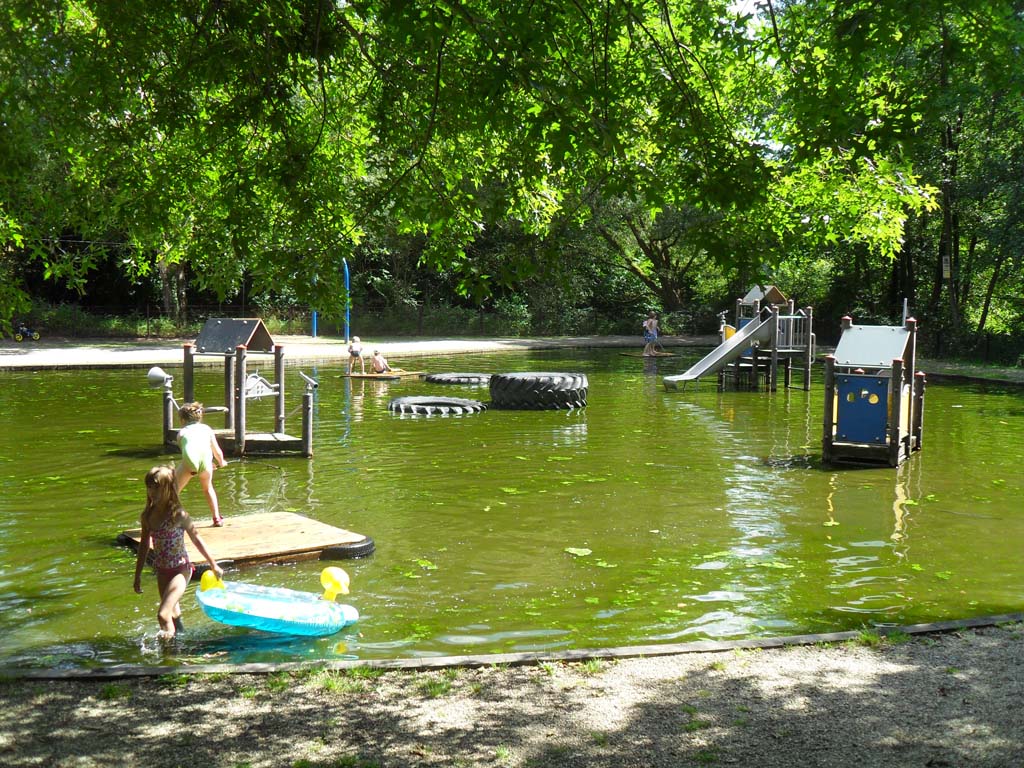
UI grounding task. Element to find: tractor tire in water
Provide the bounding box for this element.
[387,395,487,416]
[320,537,376,560]
[488,372,589,410]
[423,373,492,385]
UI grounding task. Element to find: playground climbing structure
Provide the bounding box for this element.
[151,318,316,457]
[822,316,926,467]
[664,287,815,392]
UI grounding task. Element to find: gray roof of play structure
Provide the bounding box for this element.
[741,285,787,305]
[833,324,910,368]
[194,318,275,355]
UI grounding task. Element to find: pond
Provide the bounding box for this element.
[1,348,1021,670]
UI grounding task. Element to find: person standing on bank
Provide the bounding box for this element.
[642,311,660,356]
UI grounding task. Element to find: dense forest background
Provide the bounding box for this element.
[1,1,1022,357]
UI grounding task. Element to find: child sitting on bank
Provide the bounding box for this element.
[347,336,365,374]
[175,402,227,526]
[133,465,223,639]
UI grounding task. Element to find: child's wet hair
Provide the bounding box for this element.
[145,465,176,490]
[179,401,204,423]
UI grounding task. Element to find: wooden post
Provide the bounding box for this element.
[162,387,175,447]
[223,355,234,430]
[822,354,836,464]
[769,306,779,392]
[302,389,314,457]
[913,371,926,451]
[274,344,286,434]
[905,317,918,390]
[890,358,904,467]
[183,343,195,402]
[804,306,814,391]
[234,345,247,456]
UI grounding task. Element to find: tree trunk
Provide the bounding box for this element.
[976,249,1005,336]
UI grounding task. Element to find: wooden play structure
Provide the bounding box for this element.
[822,316,926,467]
[150,318,316,457]
[664,286,816,392]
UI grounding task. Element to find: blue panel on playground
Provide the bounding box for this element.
[737,317,754,357]
[836,375,888,444]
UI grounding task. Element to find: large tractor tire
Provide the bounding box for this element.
[423,373,492,385]
[488,372,589,410]
[387,395,487,416]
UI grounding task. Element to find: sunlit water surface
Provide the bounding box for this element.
[1,348,1021,670]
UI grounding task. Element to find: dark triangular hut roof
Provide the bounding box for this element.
[193,318,275,355]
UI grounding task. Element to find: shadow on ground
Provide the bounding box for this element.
[1,624,1021,767]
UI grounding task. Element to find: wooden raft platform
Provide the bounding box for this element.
[340,369,426,380]
[118,511,374,568]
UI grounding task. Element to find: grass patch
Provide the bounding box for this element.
[98,683,132,701]
[158,673,190,687]
[266,672,292,693]
[683,719,714,732]
[852,629,884,647]
[415,669,459,698]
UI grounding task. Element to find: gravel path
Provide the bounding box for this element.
[2,623,1021,768]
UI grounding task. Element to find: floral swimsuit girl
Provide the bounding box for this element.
[150,512,193,580]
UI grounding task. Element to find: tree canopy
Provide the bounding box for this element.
[1,1,1022,351]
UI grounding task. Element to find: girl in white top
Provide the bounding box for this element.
[175,402,227,526]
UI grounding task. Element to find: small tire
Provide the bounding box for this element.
[489,372,589,410]
[388,395,487,416]
[14,333,23,342]
[424,373,492,385]
[321,537,376,560]
[31,332,40,341]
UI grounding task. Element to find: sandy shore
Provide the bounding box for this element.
[1,622,1021,767]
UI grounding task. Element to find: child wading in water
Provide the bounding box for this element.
[175,401,227,526]
[133,465,223,639]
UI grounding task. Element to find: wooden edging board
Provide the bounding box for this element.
[5,612,1020,680]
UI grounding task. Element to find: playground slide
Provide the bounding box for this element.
[663,316,775,389]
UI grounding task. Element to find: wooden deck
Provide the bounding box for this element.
[216,430,305,454]
[118,511,374,568]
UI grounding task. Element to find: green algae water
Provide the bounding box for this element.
[1,348,1021,670]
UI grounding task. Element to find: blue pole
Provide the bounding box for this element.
[343,258,351,341]
[311,273,318,337]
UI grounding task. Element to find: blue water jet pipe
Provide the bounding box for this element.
[343,258,350,342]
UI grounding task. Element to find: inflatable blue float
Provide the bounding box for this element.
[196,567,359,637]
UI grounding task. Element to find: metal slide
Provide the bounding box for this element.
[663,316,775,389]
